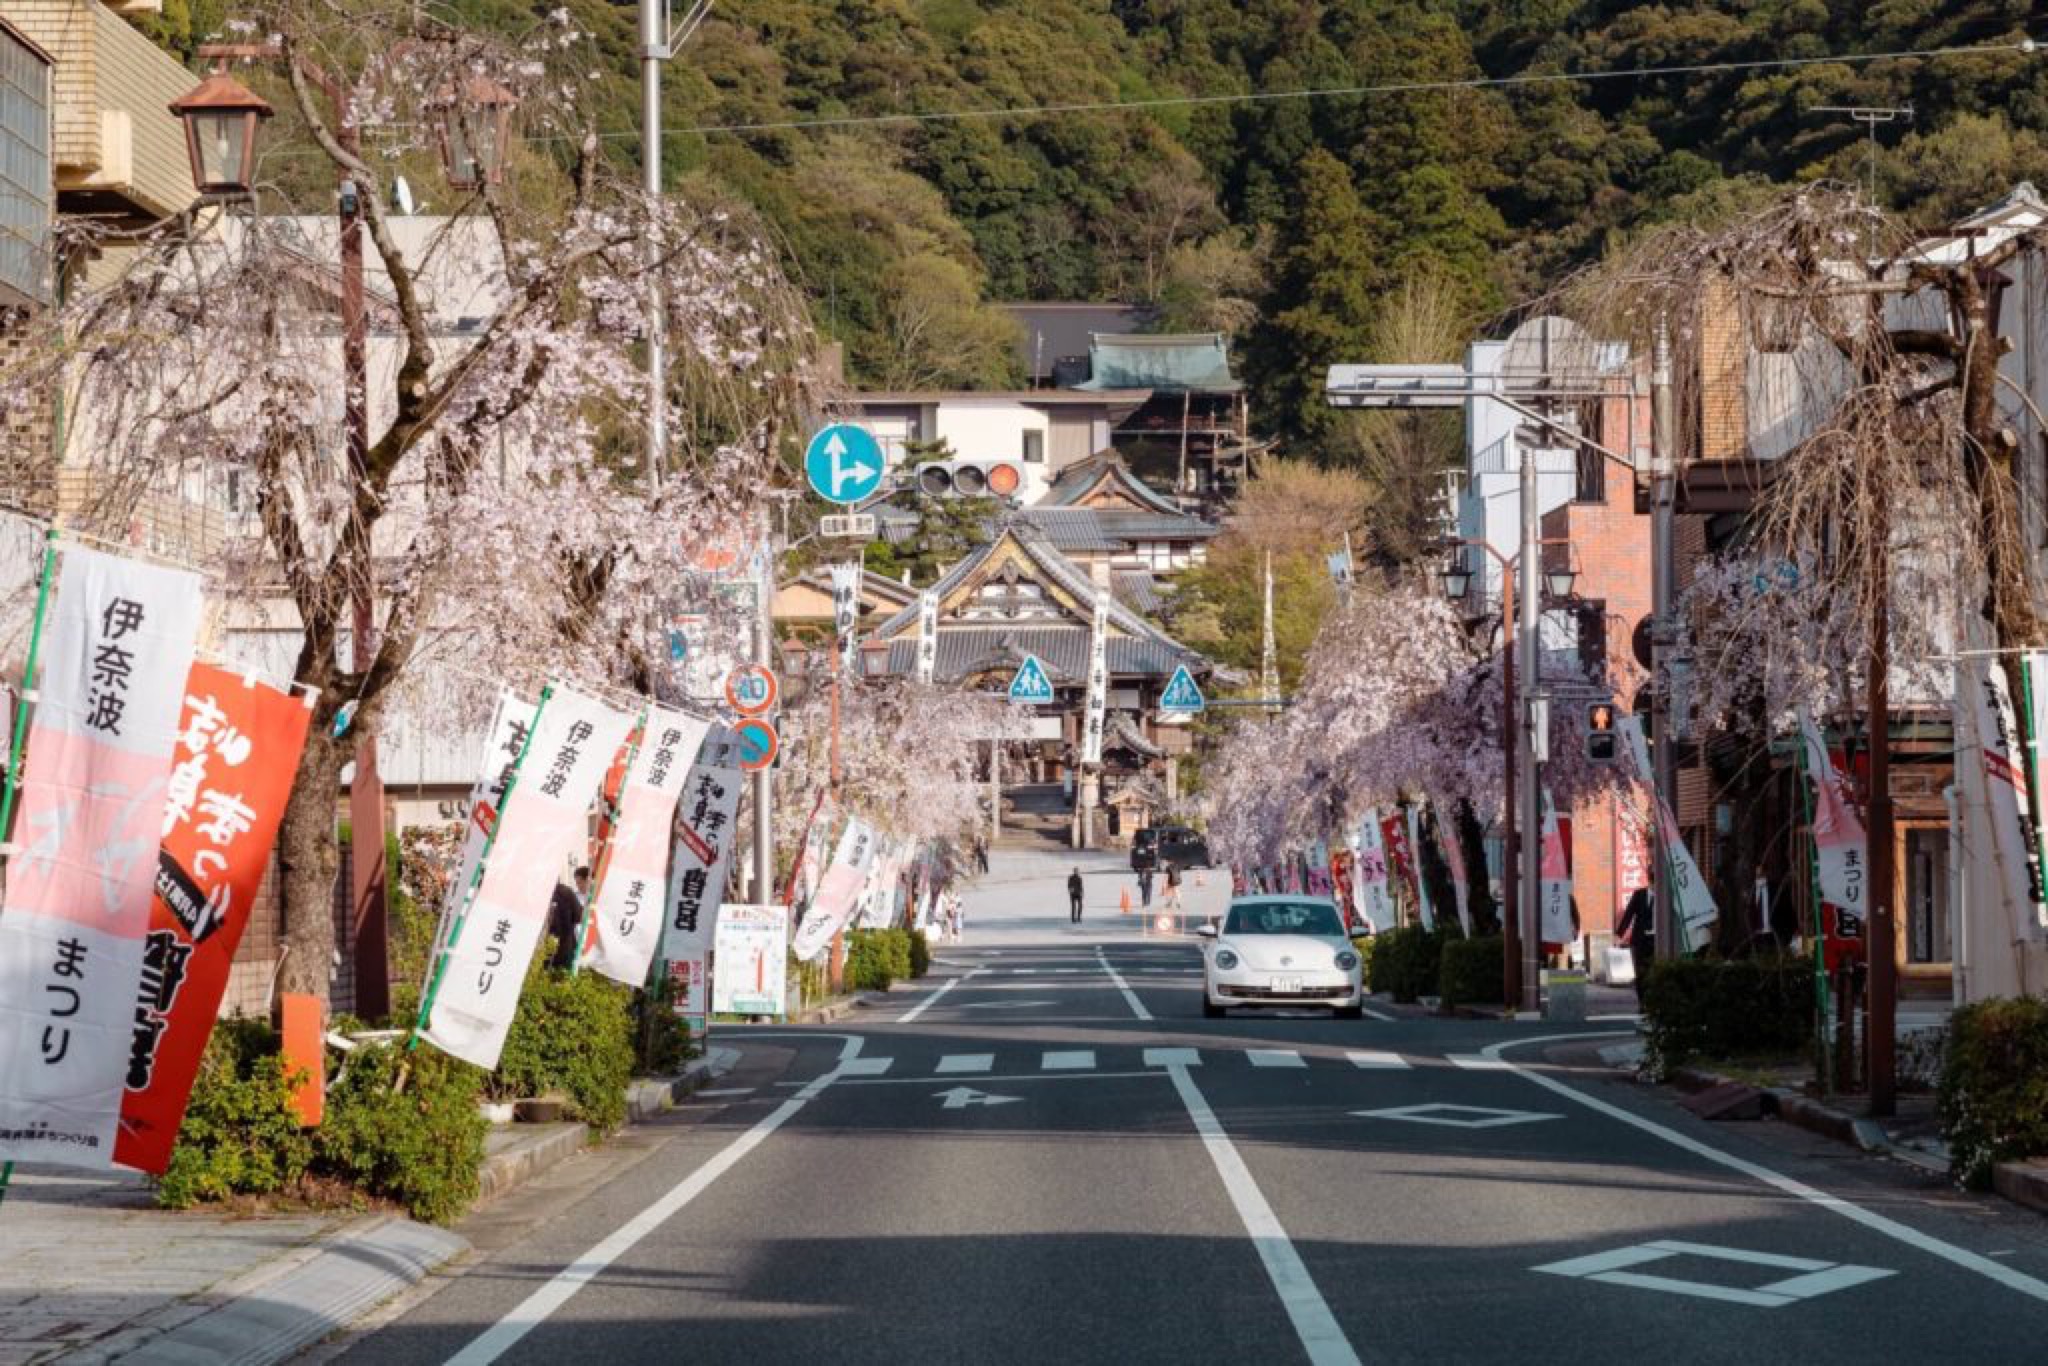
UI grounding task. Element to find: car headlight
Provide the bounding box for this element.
[1214,949,1239,971]
[1335,949,1360,971]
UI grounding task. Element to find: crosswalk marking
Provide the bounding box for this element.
[1347,1051,1411,1070]
[1144,1047,1203,1067]
[840,1057,893,1076]
[1450,1055,1511,1071]
[1041,1050,1095,1070]
[1247,1049,1306,1069]
[816,1048,1432,1080]
[935,1053,994,1074]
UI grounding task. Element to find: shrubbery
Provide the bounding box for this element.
[494,960,637,1135]
[1439,935,1506,1009]
[1639,954,1815,1078]
[1367,926,1448,1002]
[320,1041,488,1225]
[1350,935,1375,986]
[845,927,914,991]
[154,1019,312,1209]
[1939,997,2048,1188]
[909,928,932,979]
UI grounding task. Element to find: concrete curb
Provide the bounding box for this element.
[1991,1161,2048,1216]
[781,989,892,1025]
[1665,1064,1951,1176]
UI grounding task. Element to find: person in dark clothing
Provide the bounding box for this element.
[1617,884,1654,1003]
[1138,867,1154,908]
[1068,868,1085,923]
[548,866,591,970]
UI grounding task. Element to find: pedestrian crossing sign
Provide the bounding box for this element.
[1159,664,1205,713]
[1008,654,1056,705]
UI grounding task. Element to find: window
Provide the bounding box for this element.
[0,30,52,309]
[1021,430,1045,463]
[1224,901,1346,937]
[1906,827,1950,964]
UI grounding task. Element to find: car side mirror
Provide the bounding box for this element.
[1196,924,1217,938]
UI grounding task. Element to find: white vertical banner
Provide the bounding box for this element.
[1618,714,1718,950]
[422,686,633,1069]
[434,691,537,970]
[660,725,746,1025]
[1538,788,1574,946]
[1444,811,1474,935]
[854,838,903,930]
[831,562,862,671]
[1353,810,1397,933]
[2025,652,2048,936]
[582,707,710,987]
[792,817,879,962]
[1082,588,1109,766]
[915,588,939,686]
[1962,658,2048,942]
[1796,707,1868,923]
[0,546,201,1168]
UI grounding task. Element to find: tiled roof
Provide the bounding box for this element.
[1040,450,1185,515]
[1112,572,1170,618]
[1002,303,1157,380]
[1076,333,1239,393]
[878,630,1194,683]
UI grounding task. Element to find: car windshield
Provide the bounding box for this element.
[1224,902,1345,937]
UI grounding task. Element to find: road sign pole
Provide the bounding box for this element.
[751,553,774,904]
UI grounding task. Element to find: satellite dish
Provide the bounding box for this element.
[1498,314,1604,393]
[393,176,416,216]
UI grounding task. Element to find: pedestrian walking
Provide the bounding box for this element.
[1617,884,1655,1004]
[974,835,990,874]
[1138,867,1154,908]
[1068,867,1085,923]
[547,865,591,970]
[1164,864,1184,914]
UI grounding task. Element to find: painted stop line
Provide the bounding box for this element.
[1534,1239,1895,1308]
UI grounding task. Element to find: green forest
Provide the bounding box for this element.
[143,1,2048,462]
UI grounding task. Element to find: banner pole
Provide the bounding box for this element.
[571,709,646,975]
[0,530,60,1211]
[409,685,552,1051]
[1796,726,1833,1098]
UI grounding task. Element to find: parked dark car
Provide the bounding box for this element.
[1131,825,1210,873]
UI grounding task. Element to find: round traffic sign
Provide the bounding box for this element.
[725,663,779,715]
[733,716,779,771]
[804,423,885,505]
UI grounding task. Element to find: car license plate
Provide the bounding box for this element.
[1270,976,1303,994]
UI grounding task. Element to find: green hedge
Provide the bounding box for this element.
[1940,997,2048,1188]
[320,1041,488,1225]
[1350,936,1375,987]
[845,928,914,991]
[1367,926,1448,1002]
[909,928,932,979]
[1639,955,1816,1078]
[1439,936,1506,1009]
[154,1020,312,1209]
[494,961,637,1135]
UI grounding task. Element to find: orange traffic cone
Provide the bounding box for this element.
[1120,887,1133,915]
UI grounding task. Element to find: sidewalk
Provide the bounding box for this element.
[0,1049,733,1365]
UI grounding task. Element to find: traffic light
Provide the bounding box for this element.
[915,459,1024,500]
[1585,701,1618,763]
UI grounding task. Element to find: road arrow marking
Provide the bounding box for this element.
[935,1087,1023,1110]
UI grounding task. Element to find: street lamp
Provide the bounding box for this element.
[169,71,271,197]
[1441,562,1473,601]
[1544,562,1578,601]
[434,75,516,191]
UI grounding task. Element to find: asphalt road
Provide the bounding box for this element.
[314,857,2048,1364]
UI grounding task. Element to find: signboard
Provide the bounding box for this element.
[1082,589,1109,765]
[805,423,885,505]
[661,726,745,1030]
[724,664,778,715]
[830,562,862,671]
[1159,664,1205,714]
[711,904,789,1016]
[915,588,939,686]
[733,716,779,771]
[581,708,709,989]
[1007,654,1055,705]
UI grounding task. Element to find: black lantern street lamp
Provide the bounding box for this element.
[1544,564,1577,600]
[1441,563,1472,601]
[169,71,273,197]
[436,75,516,191]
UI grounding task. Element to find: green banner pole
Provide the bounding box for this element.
[1,531,63,1209]
[1796,725,1834,1098]
[408,684,552,1051]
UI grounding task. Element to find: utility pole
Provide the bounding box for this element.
[638,1,712,494]
[1867,444,1898,1115]
[750,523,774,905]
[1516,416,1542,1014]
[1650,322,1679,961]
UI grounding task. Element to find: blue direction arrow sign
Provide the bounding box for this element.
[805,423,885,505]
[1007,654,1055,705]
[1159,664,1205,713]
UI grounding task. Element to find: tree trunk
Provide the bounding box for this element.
[275,720,347,1010]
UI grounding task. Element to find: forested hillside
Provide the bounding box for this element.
[143,2,2048,459]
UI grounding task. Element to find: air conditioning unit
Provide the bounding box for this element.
[916,459,1024,500]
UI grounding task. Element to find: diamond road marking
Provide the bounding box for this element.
[1533,1239,1894,1308]
[1352,1103,1562,1129]
[1144,1048,1202,1067]
[1041,1050,1096,1070]
[1347,1051,1411,1070]
[1248,1049,1306,1068]
[839,1058,893,1077]
[935,1054,994,1074]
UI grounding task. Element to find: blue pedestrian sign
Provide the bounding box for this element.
[1159,664,1205,713]
[805,423,885,505]
[1007,654,1055,705]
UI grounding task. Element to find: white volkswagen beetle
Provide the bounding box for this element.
[1198,895,1364,1019]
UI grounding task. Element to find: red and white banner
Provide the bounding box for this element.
[116,664,311,1174]
[1796,708,1868,959]
[1352,811,1396,933]
[435,691,537,973]
[1444,816,1474,935]
[1403,807,1434,930]
[1618,714,1718,950]
[0,546,201,1167]
[1614,793,1651,924]
[1539,789,1574,948]
[1961,657,2048,944]
[582,707,708,987]
[792,817,879,963]
[423,685,632,1069]
[660,726,744,1026]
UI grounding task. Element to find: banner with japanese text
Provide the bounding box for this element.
[1539,789,1574,948]
[1380,812,1419,922]
[1351,813,1397,933]
[660,726,744,1025]
[1619,715,1718,950]
[831,563,862,671]
[1082,588,1109,766]
[915,589,938,685]
[1444,814,1475,935]
[583,707,709,987]
[1961,657,2048,943]
[0,546,200,1167]
[792,817,879,963]
[115,664,311,1174]
[434,691,537,975]
[1404,806,1435,930]
[2028,651,2048,923]
[711,904,789,1016]
[422,686,632,1069]
[1796,707,1868,969]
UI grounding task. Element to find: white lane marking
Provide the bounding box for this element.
[839,1057,893,1076]
[1052,968,1081,974]
[778,1070,1163,1088]
[1041,1050,1096,1070]
[1248,1049,1306,1069]
[1095,946,1154,1021]
[1347,1050,1410,1070]
[959,1000,1059,1011]
[898,968,984,1023]
[1450,1054,1511,1071]
[935,1053,995,1074]
[446,1034,864,1366]
[1144,1047,1202,1067]
[1162,1062,1361,1366]
[1484,1032,2048,1306]
[1360,1003,1398,1022]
